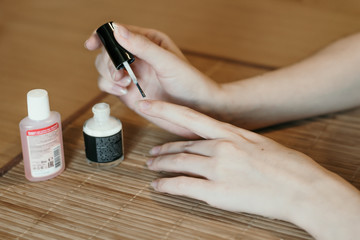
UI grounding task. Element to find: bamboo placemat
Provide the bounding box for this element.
[0,94,320,240]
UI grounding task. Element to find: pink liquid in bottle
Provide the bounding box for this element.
[19,89,65,181]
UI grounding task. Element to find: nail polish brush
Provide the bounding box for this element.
[122,61,146,97]
[96,22,146,97]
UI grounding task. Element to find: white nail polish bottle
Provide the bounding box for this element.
[19,89,65,181]
[83,103,124,169]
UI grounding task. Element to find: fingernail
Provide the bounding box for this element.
[119,77,131,86]
[149,146,160,156]
[119,88,128,95]
[138,100,151,111]
[151,180,158,190]
[84,40,89,49]
[112,85,128,95]
[113,23,129,39]
[146,158,153,166]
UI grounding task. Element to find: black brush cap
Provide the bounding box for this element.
[96,22,135,69]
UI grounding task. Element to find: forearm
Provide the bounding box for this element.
[210,33,360,129]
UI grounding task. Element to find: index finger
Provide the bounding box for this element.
[136,100,241,140]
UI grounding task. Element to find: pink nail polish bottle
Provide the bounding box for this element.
[19,89,65,181]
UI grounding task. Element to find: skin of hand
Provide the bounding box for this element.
[136,99,360,240]
[85,23,220,138]
[86,24,360,132]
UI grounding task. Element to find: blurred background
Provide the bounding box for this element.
[1,0,360,173]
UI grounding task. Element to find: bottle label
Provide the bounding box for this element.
[83,131,123,163]
[26,123,63,177]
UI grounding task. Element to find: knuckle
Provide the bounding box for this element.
[157,32,171,44]
[156,176,188,193]
[214,140,238,154]
[183,141,195,152]
[147,28,168,41]
[97,77,108,91]
[155,179,167,191]
[95,54,102,68]
[173,153,188,165]
[158,143,169,153]
[150,157,162,170]
[172,176,189,191]
[181,107,198,121]
[138,34,152,51]
[226,130,244,141]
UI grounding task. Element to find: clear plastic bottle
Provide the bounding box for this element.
[19,89,65,181]
[83,103,124,169]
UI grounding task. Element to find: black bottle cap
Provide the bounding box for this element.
[96,22,135,70]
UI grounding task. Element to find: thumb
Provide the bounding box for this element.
[113,23,180,72]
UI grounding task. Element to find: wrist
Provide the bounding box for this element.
[203,80,264,129]
[180,70,226,119]
[288,170,360,239]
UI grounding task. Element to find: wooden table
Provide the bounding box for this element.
[1,0,360,239]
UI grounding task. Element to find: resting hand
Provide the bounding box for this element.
[136,100,360,240]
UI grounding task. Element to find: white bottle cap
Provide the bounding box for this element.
[92,103,110,123]
[27,89,51,120]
